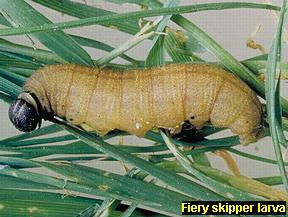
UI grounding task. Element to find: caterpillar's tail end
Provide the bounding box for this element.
[239,126,263,145]
[239,134,258,146]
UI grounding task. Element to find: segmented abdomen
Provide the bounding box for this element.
[23,63,261,145]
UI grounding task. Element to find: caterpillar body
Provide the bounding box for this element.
[9,64,262,145]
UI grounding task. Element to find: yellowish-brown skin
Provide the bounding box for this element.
[23,64,262,145]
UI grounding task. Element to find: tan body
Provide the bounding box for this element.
[23,64,261,145]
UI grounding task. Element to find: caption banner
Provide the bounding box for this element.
[181,201,286,215]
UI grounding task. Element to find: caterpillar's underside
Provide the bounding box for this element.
[19,63,262,145]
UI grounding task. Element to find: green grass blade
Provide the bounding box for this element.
[0,167,157,204]
[1,124,62,142]
[0,93,13,104]
[14,162,191,216]
[142,0,202,63]
[164,29,193,63]
[0,37,65,64]
[0,135,76,147]
[254,176,282,186]
[191,153,211,167]
[94,198,118,217]
[76,204,100,217]
[61,124,225,201]
[0,54,41,70]
[0,14,11,26]
[106,0,161,8]
[229,148,288,166]
[0,189,96,217]
[5,142,166,159]
[0,156,39,168]
[94,169,142,217]
[0,68,25,86]
[0,174,56,190]
[0,3,280,37]
[160,131,259,201]
[97,23,155,67]
[145,34,165,67]
[0,0,94,66]
[32,0,140,35]
[0,76,21,98]
[264,0,288,192]
[0,36,139,66]
[0,51,43,66]
[145,0,180,67]
[71,35,139,65]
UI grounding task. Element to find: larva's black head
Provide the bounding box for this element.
[8,93,42,132]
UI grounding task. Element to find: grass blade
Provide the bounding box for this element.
[145,0,180,67]
[0,37,65,64]
[145,34,165,67]
[164,29,193,63]
[32,0,140,35]
[0,134,76,147]
[97,22,155,67]
[0,3,280,37]
[264,0,288,192]
[61,124,225,201]
[160,131,259,201]
[0,76,21,98]
[0,0,94,66]
[24,162,193,216]
[0,124,62,142]
[0,189,96,217]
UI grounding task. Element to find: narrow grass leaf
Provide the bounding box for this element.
[95,168,143,217]
[264,0,288,192]
[32,0,140,35]
[254,176,283,186]
[229,148,287,166]
[191,153,211,167]
[160,131,258,201]
[0,175,56,190]
[106,0,161,8]
[0,156,39,168]
[0,76,21,98]
[0,93,13,104]
[0,3,280,37]
[0,0,94,66]
[145,0,180,67]
[145,34,165,67]
[94,198,118,217]
[0,68,25,87]
[0,37,65,64]
[0,167,175,213]
[0,54,41,70]
[71,35,139,65]
[0,124,62,142]
[0,189,96,217]
[164,29,192,63]
[61,124,225,201]
[39,162,193,215]
[0,134,76,147]
[97,22,155,67]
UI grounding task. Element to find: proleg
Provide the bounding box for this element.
[8,63,262,145]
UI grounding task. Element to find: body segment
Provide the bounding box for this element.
[18,63,261,145]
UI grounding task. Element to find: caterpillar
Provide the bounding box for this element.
[8,63,262,145]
